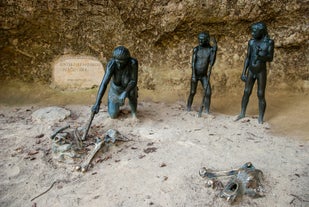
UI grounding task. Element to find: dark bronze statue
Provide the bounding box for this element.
[236,22,274,124]
[92,46,138,119]
[187,32,217,115]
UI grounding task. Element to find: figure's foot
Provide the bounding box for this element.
[131,112,137,119]
[258,116,263,124]
[207,114,215,119]
[234,114,245,122]
[129,113,140,125]
[187,106,191,112]
[109,115,118,119]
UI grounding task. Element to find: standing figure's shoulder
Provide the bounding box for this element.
[193,46,199,53]
[248,39,255,46]
[130,58,138,66]
[267,38,274,45]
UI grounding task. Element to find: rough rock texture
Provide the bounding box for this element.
[31,106,71,123]
[0,0,308,97]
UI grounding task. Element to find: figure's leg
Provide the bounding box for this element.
[128,88,138,118]
[257,71,267,124]
[187,80,198,111]
[202,76,212,114]
[236,73,255,121]
[108,98,120,119]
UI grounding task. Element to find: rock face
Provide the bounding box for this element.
[0,0,308,97]
[31,107,71,123]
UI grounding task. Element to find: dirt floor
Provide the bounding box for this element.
[0,81,308,207]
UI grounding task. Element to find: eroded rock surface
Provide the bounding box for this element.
[1,0,308,95]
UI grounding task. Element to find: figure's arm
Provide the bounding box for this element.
[210,37,217,67]
[92,60,114,113]
[125,58,138,93]
[119,58,138,103]
[191,47,197,81]
[209,37,217,77]
[241,40,252,82]
[257,39,274,62]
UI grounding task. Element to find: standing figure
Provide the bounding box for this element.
[236,22,274,124]
[187,32,217,114]
[92,46,138,119]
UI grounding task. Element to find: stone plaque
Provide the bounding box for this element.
[52,55,104,90]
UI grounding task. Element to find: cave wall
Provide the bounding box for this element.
[1,0,308,97]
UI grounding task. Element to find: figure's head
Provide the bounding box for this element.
[198,32,210,46]
[113,46,131,68]
[251,22,268,40]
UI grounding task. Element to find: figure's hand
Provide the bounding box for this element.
[91,104,100,114]
[241,73,247,82]
[119,91,127,105]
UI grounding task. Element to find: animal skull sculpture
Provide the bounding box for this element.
[199,162,265,203]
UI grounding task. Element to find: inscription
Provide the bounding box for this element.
[52,55,104,90]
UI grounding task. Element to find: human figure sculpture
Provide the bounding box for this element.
[187,32,217,114]
[236,22,274,124]
[92,46,138,119]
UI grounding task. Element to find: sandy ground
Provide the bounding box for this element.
[0,82,308,207]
